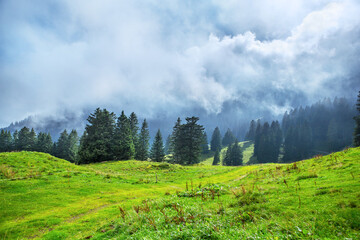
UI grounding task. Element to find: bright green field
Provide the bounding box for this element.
[1,147,359,239]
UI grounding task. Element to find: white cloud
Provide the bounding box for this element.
[0,0,359,126]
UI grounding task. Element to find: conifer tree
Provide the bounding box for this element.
[223,141,243,166]
[245,120,256,141]
[222,128,236,146]
[354,90,360,147]
[253,120,262,157]
[36,132,53,153]
[164,135,171,154]
[78,108,116,163]
[114,111,135,160]
[13,130,19,150]
[0,130,12,152]
[172,117,204,165]
[230,140,243,166]
[56,130,70,159]
[210,127,222,152]
[68,130,79,163]
[17,127,33,151]
[150,129,165,162]
[136,119,150,161]
[170,117,182,162]
[129,112,139,155]
[223,144,232,166]
[212,149,220,165]
[201,132,209,154]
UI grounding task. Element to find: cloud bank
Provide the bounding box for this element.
[0,0,359,127]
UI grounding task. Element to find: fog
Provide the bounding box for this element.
[1,0,359,137]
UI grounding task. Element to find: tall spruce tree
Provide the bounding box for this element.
[129,112,140,155]
[354,90,360,147]
[164,135,171,155]
[150,129,165,162]
[212,149,220,165]
[78,108,116,164]
[201,132,209,154]
[172,117,204,165]
[136,119,150,161]
[223,141,243,166]
[210,127,222,152]
[13,130,19,150]
[68,130,79,163]
[245,120,257,141]
[0,130,12,152]
[222,128,236,146]
[170,117,182,162]
[114,111,135,160]
[55,130,70,159]
[36,132,53,153]
[17,127,33,151]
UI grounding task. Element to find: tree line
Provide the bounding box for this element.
[0,127,79,162]
[245,96,359,163]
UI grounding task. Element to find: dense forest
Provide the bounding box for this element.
[246,97,358,163]
[1,95,359,165]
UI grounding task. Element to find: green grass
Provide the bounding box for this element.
[201,141,254,165]
[0,147,359,239]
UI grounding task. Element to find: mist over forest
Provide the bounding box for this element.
[1,0,360,139]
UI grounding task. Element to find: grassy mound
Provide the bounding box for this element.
[0,151,85,180]
[0,147,359,239]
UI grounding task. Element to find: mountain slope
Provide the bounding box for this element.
[0,148,359,239]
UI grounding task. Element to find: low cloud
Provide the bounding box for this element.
[0,0,359,127]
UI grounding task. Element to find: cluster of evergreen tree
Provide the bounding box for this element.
[0,127,78,162]
[282,98,355,161]
[169,117,205,165]
[246,97,356,163]
[250,121,282,163]
[52,130,79,163]
[222,140,243,166]
[77,108,166,164]
[210,127,237,152]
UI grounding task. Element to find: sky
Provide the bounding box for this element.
[1,0,360,128]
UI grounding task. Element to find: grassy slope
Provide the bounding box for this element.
[0,148,359,239]
[201,141,254,165]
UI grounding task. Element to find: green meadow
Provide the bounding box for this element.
[1,146,359,239]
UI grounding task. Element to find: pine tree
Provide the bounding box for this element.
[222,128,236,146]
[114,111,135,160]
[223,144,232,166]
[212,150,220,165]
[56,130,70,159]
[36,132,53,153]
[223,141,243,166]
[172,117,204,165]
[68,130,79,163]
[253,120,262,157]
[354,90,360,147]
[13,130,19,150]
[0,130,12,152]
[78,108,116,164]
[150,129,165,162]
[164,135,171,155]
[230,140,243,166]
[129,112,139,155]
[17,127,33,151]
[170,117,182,163]
[201,132,209,154]
[245,120,256,141]
[136,119,150,161]
[210,127,222,152]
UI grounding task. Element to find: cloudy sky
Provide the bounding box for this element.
[1,0,360,127]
